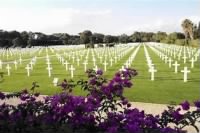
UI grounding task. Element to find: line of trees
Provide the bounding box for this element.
[0,19,199,48]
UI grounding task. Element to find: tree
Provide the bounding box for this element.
[119,34,129,43]
[167,32,185,44]
[12,37,24,47]
[153,31,167,42]
[198,22,200,38]
[20,31,29,47]
[130,32,141,42]
[103,35,114,43]
[193,24,198,39]
[61,33,70,45]
[27,32,34,47]
[92,33,104,44]
[181,19,194,40]
[79,30,92,44]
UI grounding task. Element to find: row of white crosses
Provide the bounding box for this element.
[152,43,199,68]
[0,46,44,76]
[56,54,76,78]
[154,43,199,67]
[6,54,37,77]
[0,47,40,61]
[149,46,175,69]
[25,56,37,77]
[55,45,136,74]
[95,47,133,72]
[149,43,192,82]
[144,44,157,81]
[0,59,19,71]
[0,46,77,78]
[46,55,52,77]
[123,44,141,69]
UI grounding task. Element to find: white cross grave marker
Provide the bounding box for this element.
[83,61,88,72]
[47,65,52,77]
[182,55,187,64]
[13,60,18,70]
[63,61,70,71]
[103,60,108,72]
[46,61,51,68]
[53,78,59,86]
[25,64,31,77]
[69,65,75,78]
[6,64,11,76]
[93,65,98,72]
[119,66,126,71]
[189,58,195,68]
[0,60,2,69]
[181,67,190,82]
[168,58,173,68]
[30,61,34,70]
[19,56,22,65]
[77,58,80,66]
[172,61,180,73]
[149,66,157,81]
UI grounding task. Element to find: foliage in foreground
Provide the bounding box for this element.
[0,68,200,133]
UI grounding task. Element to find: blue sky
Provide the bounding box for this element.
[0,0,199,35]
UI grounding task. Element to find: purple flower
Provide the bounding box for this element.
[107,126,118,133]
[194,100,200,108]
[161,127,177,133]
[172,108,183,121]
[122,99,128,105]
[96,69,103,75]
[126,123,140,133]
[113,76,122,82]
[180,101,190,110]
[0,92,5,100]
[123,79,132,88]
[101,86,111,96]
[115,72,121,77]
[30,97,36,102]
[20,95,29,101]
[89,78,96,85]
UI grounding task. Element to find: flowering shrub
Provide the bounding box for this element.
[0,68,200,133]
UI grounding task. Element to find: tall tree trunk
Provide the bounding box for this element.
[189,31,194,40]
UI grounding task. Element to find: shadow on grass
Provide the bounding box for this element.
[187,78,200,83]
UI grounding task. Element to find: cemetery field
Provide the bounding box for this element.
[0,43,199,104]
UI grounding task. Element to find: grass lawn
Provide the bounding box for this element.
[0,43,199,104]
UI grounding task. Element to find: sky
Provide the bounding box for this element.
[0,0,199,35]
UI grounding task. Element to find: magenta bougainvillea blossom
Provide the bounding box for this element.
[0,68,199,133]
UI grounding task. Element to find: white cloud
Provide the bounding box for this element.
[124,16,200,35]
[0,7,199,35]
[0,8,75,32]
[124,19,180,34]
[0,7,112,34]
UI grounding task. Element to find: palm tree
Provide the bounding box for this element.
[181,19,194,40]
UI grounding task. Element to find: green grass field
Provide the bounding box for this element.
[0,44,199,104]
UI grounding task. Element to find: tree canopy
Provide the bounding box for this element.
[0,19,199,48]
